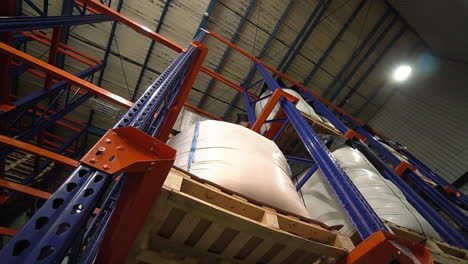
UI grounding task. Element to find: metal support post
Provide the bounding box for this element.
[241,84,257,125]
[0,39,197,262]
[156,41,208,142]
[296,164,318,190]
[256,63,387,239]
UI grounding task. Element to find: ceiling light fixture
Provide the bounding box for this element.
[393,65,412,82]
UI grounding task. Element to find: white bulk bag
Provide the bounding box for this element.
[168,120,310,217]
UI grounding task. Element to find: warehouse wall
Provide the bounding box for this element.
[368,56,468,194]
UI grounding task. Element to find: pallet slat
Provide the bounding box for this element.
[127,167,351,263]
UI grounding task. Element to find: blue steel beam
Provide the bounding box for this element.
[0,64,104,119]
[0,40,199,263]
[23,0,43,16]
[242,83,256,125]
[296,164,318,190]
[300,90,349,134]
[328,15,398,102]
[97,0,124,87]
[256,63,387,239]
[322,9,392,98]
[222,0,297,119]
[280,0,332,74]
[337,26,406,108]
[21,126,87,185]
[197,0,257,108]
[0,14,113,32]
[303,0,368,86]
[56,0,74,69]
[5,92,92,148]
[131,0,172,101]
[275,0,326,74]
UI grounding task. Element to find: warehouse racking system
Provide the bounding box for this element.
[0,1,466,263]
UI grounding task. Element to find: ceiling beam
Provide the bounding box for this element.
[303,0,368,86]
[131,0,172,101]
[197,0,257,108]
[97,0,124,87]
[322,8,392,98]
[337,26,407,108]
[222,0,297,119]
[328,14,398,102]
[279,0,331,74]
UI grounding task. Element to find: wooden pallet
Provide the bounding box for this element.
[126,167,354,264]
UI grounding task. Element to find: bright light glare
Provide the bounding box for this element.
[393,65,412,82]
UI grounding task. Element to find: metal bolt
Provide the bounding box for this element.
[103,164,110,170]
[150,162,156,166]
[105,138,112,143]
[116,145,125,150]
[96,147,106,155]
[149,146,154,151]
[89,158,97,164]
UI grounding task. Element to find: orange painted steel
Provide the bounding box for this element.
[200,66,258,99]
[44,27,62,91]
[42,138,76,153]
[11,61,51,80]
[251,89,298,132]
[262,109,286,139]
[442,186,461,197]
[21,31,97,67]
[343,129,367,141]
[337,231,433,264]
[31,30,101,64]
[394,161,417,176]
[157,42,208,142]
[0,42,133,108]
[25,108,82,132]
[0,227,18,237]
[81,126,176,264]
[0,179,52,200]
[43,131,66,143]
[184,102,223,121]
[0,135,80,168]
[206,29,365,125]
[200,66,242,93]
[75,0,185,53]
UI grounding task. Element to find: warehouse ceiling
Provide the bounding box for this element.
[19,0,427,132]
[388,0,468,62]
